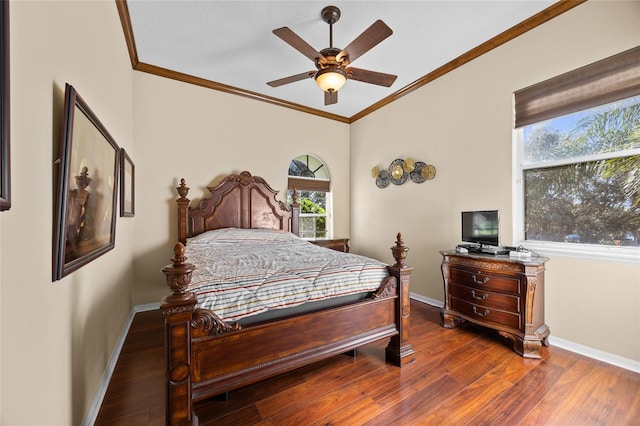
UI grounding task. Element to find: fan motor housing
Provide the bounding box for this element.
[317,47,346,68]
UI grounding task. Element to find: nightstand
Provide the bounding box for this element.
[309,238,350,253]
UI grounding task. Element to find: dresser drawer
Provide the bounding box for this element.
[450,283,520,313]
[450,267,520,295]
[451,297,521,330]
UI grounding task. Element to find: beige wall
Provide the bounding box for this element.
[131,73,350,304]
[351,1,640,362]
[0,2,134,424]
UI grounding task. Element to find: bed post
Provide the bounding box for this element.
[176,179,190,244]
[386,233,416,366]
[161,243,198,426]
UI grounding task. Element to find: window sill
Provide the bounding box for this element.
[516,241,640,264]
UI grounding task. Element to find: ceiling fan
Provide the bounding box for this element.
[267,5,397,106]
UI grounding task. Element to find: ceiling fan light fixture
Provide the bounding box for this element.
[315,68,347,92]
[268,6,395,105]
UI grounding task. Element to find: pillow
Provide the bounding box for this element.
[186,227,300,245]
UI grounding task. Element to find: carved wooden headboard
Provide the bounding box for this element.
[175,171,300,244]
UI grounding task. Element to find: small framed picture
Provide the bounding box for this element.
[119,148,134,217]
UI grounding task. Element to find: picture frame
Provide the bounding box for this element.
[0,1,10,211]
[119,148,134,217]
[53,84,120,281]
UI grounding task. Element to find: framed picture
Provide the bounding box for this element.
[119,148,134,217]
[53,84,120,281]
[0,1,10,211]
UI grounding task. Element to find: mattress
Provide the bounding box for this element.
[184,228,389,322]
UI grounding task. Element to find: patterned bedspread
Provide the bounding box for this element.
[184,228,389,322]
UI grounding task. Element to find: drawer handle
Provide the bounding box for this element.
[471,290,488,300]
[473,306,490,317]
[472,274,489,285]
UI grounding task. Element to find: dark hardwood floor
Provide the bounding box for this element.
[95,300,640,425]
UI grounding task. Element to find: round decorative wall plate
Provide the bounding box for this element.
[376,169,390,188]
[422,164,437,180]
[389,159,408,185]
[410,161,427,183]
[403,157,416,173]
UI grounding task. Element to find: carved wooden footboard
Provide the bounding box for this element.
[161,235,414,425]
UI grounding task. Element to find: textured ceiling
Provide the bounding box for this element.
[123,1,572,121]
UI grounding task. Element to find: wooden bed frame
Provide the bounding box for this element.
[161,171,415,425]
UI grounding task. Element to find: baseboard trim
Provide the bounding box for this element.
[82,302,161,426]
[410,292,444,308]
[548,335,640,374]
[409,294,639,374]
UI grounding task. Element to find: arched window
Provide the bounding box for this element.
[288,154,331,239]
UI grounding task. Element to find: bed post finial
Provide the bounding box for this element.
[177,178,190,200]
[391,232,409,268]
[162,243,196,304]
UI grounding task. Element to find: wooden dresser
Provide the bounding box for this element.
[440,250,550,358]
[309,237,350,253]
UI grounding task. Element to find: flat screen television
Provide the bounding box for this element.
[461,210,499,246]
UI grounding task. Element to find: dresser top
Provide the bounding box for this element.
[440,249,549,266]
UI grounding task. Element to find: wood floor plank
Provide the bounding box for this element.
[417,372,514,424]
[617,369,640,424]
[447,339,515,385]
[520,358,640,425]
[95,301,640,426]
[365,353,450,410]
[95,309,165,426]
[466,360,565,425]
[308,395,385,426]
[257,375,380,425]
[197,403,262,426]
[485,348,545,384]
[362,374,465,425]
[254,353,384,419]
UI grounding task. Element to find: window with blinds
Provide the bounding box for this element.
[514,47,640,255]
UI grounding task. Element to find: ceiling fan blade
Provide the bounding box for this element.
[273,27,327,64]
[346,67,397,87]
[337,20,392,64]
[324,90,338,105]
[267,71,315,88]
